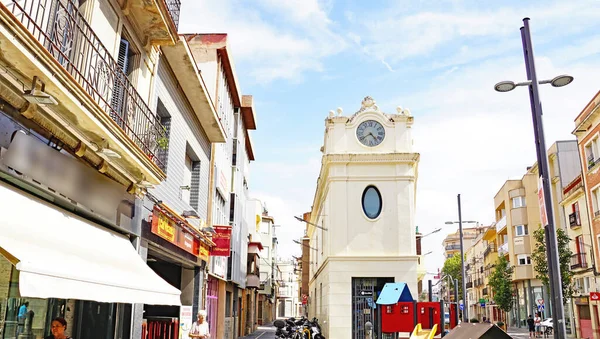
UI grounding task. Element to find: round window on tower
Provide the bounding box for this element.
[362,185,382,219]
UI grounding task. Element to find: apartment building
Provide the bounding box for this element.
[572,90,600,338]
[482,225,500,322]
[442,227,486,258]
[0,0,194,338]
[493,172,547,328]
[276,260,300,318]
[465,228,489,321]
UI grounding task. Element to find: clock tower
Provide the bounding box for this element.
[307,97,420,339]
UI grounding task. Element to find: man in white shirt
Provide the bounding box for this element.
[189,310,210,339]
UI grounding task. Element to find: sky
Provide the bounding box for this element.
[179,0,600,280]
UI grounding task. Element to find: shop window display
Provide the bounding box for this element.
[0,254,74,338]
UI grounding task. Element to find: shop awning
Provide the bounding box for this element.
[0,181,181,305]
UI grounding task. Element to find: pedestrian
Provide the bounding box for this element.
[17,301,29,335]
[44,317,71,339]
[534,312,542,338]
[189,310,210,339]
[527,315,535,338]
[483,316,490,323]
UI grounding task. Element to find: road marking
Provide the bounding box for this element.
[255,331,266,338]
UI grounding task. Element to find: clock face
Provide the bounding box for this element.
[356,120,385,147]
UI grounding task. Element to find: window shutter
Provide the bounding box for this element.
[110,39,129,128]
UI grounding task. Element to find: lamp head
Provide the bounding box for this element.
[550,74,574,88]
[494,81,516,92]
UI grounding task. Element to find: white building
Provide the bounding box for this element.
[276,260,300,318]
[307,97,420,339]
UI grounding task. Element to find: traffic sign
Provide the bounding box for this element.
[302,294,308,305]
[460,304,464,311]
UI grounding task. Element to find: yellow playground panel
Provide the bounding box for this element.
[409,323,438,339]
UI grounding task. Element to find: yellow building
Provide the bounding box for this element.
[493,170,546,328]
[464,229,489,321]
[482,225,500,322]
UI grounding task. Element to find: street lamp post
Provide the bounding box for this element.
[494,18,573,339]
[446,197,478,324]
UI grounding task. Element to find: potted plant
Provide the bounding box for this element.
[496,321,505,331]
[470,318,480,323]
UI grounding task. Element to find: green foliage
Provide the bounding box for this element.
[531,227,574,305]
[442,254,463,297]
[489,255,514,313]
[470,318,480,323]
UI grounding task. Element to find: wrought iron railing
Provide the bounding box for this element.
[569,212,581,228]
[465,281,473,289]
[165,0,181,30]
[445,244,461,251]
[571,253,588,270]
[4,0,166,169]
[484,243,497,257]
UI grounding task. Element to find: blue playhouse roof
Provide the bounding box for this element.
[376,283,413,305]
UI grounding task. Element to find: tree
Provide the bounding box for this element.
[442,254,463,298]
[489,255,514,319]
[531,227,574,305]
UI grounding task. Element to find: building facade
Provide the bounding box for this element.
[572,91,600,339]
[276,260,300,318]
[493,171,548,328]
[307,97,419,339]
[0,0,187,338]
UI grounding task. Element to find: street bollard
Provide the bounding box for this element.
[365,321,373,339]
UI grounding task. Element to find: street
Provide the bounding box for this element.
[239,323,276,339]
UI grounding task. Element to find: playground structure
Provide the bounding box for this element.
[374,282,460,339]
[410,323,438,339]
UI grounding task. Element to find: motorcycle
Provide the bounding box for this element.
[274,317,325,339]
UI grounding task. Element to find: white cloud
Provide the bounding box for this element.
[352,1,600,67]
[409,49,600,275]
[179,0,346,83]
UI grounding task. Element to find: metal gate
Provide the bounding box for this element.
[352,278,395,339]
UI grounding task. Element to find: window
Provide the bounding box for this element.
[362,185,382,219]
[585,136,599,168]
[572,202,581,225]
[155,99,171,172]
[182,154,192,204]
[592,187,600,217]
[514,225,528,236]
[512,196,526,208]
[111,33,140,128]
[517,254,531,265]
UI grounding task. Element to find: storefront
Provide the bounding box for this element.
[0,179,182,339]
[140,203,213,338]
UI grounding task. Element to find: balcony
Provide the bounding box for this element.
[484,243,497,257]
[445,244,461,251]
[570,212,581,228]
[1,0,167,184]
[496,215,507,232]
[466,281,473,289]
[571,253,588,270]
[498,242,509,256]
[121,0,180,45]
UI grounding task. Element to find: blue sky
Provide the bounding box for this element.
[180,0,600,278]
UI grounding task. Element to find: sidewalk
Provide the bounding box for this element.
[507,327,579,339]
[237,322,276,339]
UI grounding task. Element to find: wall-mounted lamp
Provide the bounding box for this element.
[180,185,191,191]
[182,210,199,219]
[23,76,58,106]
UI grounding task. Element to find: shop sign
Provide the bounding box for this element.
[199,242,210,262]
[591,292,600,301]
[210,225,232,256]
[179,306,193,339]
[574,296,589,305]
[151,207,202,257]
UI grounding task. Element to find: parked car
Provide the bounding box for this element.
[541,318,553,335]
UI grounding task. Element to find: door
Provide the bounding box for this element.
[76,301,115,339]
[352,277,394,339]
[578,304,592,339]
